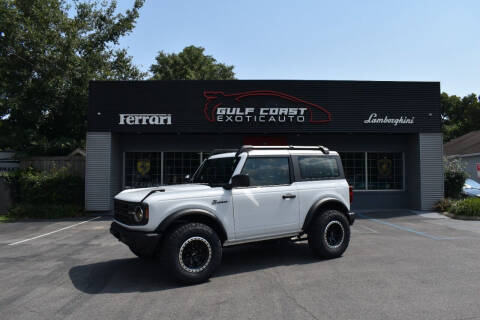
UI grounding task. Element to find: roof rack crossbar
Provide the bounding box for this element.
[235,145,330,157]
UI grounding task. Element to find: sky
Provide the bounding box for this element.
[111,0,479,97]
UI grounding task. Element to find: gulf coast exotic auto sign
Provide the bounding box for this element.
[203,90,331,124]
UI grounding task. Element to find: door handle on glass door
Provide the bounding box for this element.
[282,194,296,199]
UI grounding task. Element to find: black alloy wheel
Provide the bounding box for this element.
[179,236,212,273]
[324,220,345,249]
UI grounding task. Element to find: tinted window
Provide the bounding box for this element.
[298,156,339,180]
[192,157,238,186]
[241,157,290,186]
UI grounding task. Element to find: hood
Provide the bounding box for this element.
[114,184,212,203]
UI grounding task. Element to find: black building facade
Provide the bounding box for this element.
[86,80,443,211]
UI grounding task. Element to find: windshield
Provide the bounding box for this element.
[192,157,239,186]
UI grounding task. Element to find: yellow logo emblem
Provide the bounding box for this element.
[377,157,392,177]
[137,159,151,176]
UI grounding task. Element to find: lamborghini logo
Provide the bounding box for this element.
[377,157,392,177]
[137,159,151,176]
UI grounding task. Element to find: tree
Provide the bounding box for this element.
[442,92,480,142]
[0,0,146,155]
[150,45,235,80]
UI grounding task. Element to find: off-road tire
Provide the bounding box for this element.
[163,222,222,284]
[308,210,350,259]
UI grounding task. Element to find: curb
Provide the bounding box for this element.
[441,212,480,221]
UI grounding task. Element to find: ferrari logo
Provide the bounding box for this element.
[377,157,392,177]
[137,159,151,176]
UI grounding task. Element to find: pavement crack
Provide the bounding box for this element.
[285,294,320,320]
[263,270,320,320]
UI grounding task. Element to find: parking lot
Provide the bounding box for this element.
[0,211,479,320]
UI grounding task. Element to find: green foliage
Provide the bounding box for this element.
[0,214,14,222]
[450,198,480,217]
[433,198,453,212]
[1,167,85,218]
[0,0,146,155]
[443,157,467,199]
[442,92,480,142]
[150,46,235,80]
[7,204,84,219]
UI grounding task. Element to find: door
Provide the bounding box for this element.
[232,156,300,239]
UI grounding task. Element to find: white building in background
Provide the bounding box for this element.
[445,130,480,182]
[0,151,19,172]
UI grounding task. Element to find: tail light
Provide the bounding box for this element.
[349,185,354,204]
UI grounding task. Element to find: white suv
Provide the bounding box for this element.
[111,145,355,284]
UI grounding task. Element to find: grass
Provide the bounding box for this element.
[0,214,14,223]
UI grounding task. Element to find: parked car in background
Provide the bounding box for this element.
[462,178,480,198]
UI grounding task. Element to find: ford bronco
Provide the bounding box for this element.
[110,145,355,284]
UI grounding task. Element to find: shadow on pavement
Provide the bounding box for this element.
[69,240,319,294]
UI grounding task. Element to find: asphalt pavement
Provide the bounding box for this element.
[0,211,479,320]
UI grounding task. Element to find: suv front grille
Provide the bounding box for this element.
[114,200,139,225]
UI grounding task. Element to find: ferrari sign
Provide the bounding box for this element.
[119,114,172,125]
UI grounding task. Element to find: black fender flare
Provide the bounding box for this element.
[302,198,350,230]
[156,208,228,241]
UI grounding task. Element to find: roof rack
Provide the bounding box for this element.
[211,149,238,156]
[235,145,330,157]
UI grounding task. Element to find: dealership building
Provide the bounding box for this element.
[86,80,443,212]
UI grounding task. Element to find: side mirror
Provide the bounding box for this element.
[231,174,250,188]
[185,174,191,183]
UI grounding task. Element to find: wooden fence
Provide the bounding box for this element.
[0,176,12,213]
[20,155,85,177]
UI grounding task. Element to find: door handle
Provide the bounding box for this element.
[282,193,296,199]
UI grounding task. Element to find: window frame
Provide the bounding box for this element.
[191,156,240,186]
[236,155,294,188]
[123,151,163,189]
[122,151,209,189]
[339,151,405,192]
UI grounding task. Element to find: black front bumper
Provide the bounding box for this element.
[348,212,356,225]
[110,222,161,255]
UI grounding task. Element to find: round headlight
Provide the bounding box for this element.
[133,206,144,223]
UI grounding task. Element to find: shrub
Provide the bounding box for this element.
[1,167,85,218]
[450,198,480,217]
[433,198,453,212]
[444,158,467,199]
[8,204,84,219]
